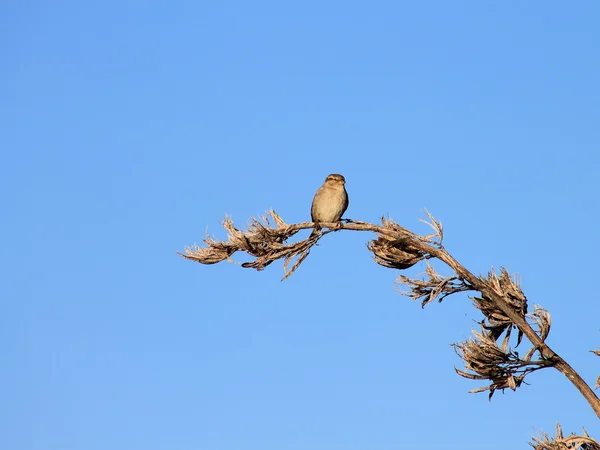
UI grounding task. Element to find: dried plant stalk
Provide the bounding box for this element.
[530,424,600,450]
[453,326,550,400]
[180,210,600,425]
[179,211,431,280]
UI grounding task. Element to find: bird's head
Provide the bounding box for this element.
[324,174,346,186]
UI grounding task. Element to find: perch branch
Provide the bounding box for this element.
[179,210,600,419]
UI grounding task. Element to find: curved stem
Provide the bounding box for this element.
[429,247,600,419]
[187,217,600,418]
[303,220,600,418]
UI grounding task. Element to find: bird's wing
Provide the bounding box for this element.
[310,186,323,222]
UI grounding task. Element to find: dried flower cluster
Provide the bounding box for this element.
[181,209,600,445]
[179,210,429,280]
[530,424,600,450]
[447,270,552,400]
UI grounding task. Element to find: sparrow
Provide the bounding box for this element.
[310,173,349,237]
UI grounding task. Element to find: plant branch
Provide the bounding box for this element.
[180,210,600,419]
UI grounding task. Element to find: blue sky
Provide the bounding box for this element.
[3,1,600,449]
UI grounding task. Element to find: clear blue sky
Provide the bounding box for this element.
[3,1,599,449]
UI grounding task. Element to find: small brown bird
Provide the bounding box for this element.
[310,173,349,237]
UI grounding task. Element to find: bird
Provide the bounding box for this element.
[310,173,349,238]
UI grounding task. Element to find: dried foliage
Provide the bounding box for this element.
[179,210,429,280]
[398,261,553,399]
[181,208,600,445]
[530,424,600,450]
[473,268,528,344]
[179,211,310,280]
[452,324,550,400]
[445,267,551,399]
[396,263,470,306]
[366,217,429,269]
